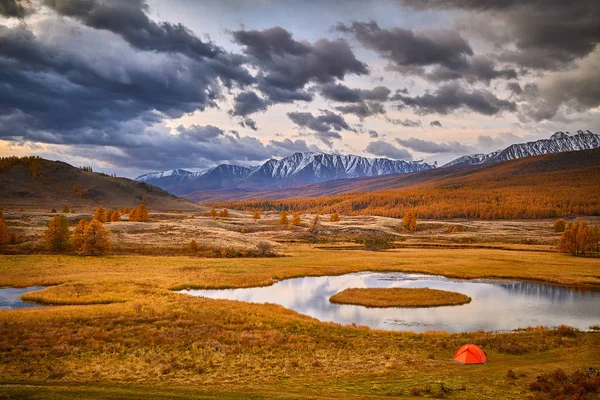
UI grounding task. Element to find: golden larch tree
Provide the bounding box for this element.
[329,211,340,222]
[402,210,417,231]
[78,219,111,256]
[291,212,301,226]
[210,208,217,218]
[42,215,71,252]
[218,209,229,218]
[93,207,106,222]
[252,211,261,220]
[111,210,121,222]
[278,210,289,225]
[0,217,8,248]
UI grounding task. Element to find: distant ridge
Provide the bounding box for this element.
[444,130,599,167]
[136,152,434,195]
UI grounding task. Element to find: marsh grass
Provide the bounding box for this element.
[0,246,599,399]
[329,288,471,308]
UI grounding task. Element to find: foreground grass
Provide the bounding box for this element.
[0,246,599,399]
[330,288,471,308]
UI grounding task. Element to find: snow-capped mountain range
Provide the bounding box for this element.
[136,130,599,195]
[444,130,599,167]
[136,152,434,195]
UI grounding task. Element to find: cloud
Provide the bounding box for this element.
[335,102,386,120]
[287,110,354,134]
[396,137,473,153]
[476,132,524,152]
[232,26,368,105]
[517,50,600,121]
[394,83,516,115]
[336,20,513,84]
[430,120,443,127]
[320,83,391,103]
[1,0,31,18]
[401,0,600,70]
[365,140,413,160]
[368,130,379,138]
[268,138,315,154]
[229,91,269,117]
[386,118,421,128]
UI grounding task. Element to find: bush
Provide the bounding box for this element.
[252,211,261,220]
[553,218,566,232]
[278,211,289,225]
[329,211,340,222]
[61,205,70,213]
[360,234,394,251]
[0,217,8,248]
[42,215,71,252]
[189,240,199,252]
[256,241,274,256]
[291,212,301,226]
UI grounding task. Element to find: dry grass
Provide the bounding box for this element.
[0,245,599,399]
[330,288,471,308]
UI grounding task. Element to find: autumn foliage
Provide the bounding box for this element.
[42,215,71,252]
[558,222,599,256]
[329,212,340,222]
[278,211,289,225]
[402,210,417,231]
[129,204,149,222]
[0,215,8,249]
[291,212,301,226]
[77,219,111,256]
[252,211,261,220]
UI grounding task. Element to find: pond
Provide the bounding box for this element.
[0,286,46,310]
[181,272,600,333]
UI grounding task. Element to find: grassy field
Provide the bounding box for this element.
[0,246,599,399]
[329,288,472,308]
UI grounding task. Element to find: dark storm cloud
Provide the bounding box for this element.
[229,91,269,117]
[268,138,314,154]
[506,82,523,95]
[287,110,354,145]
[0,0,31,18]
[401,0,600,70]
[0,22,228,144]
[394,83,516,115]
[368,130,379,138]
[430,120,443,127]
[335,102,386,120]
[336,21,517,84]
[396,137,472,153]
[320,83,390,103]
[365,140,413,160]
[232,26,368,105]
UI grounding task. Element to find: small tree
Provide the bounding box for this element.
[329,212,340,222]
[51,208,57,213]
[218,209,229,218]
[78,219,111,256]
[558,221,597,256]
[61,205,70,213]
[105,209,114,222]
[553,219,566,232]
[129,204,148,222]
[189,239,200,252]
[252,211,261,220]
[72,219,88,251]
[111,210,121,222]
[210,208,217,218]
[278,211,289,225]
[309,214,320,243]
[72,184,80,194]
[120,206,131,215]
[42,215,71,252]
[291,212,301,226]
[241,226,246,234]
[93,207,106,222]
[402,210,417,232]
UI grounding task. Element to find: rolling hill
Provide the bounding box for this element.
[0,157,198,211]
[204,148,600,220]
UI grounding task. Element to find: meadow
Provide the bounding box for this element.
[0,243,599,399]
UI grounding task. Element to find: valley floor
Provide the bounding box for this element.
[1,245,599,399]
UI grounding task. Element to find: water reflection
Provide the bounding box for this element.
[0,286,45,310]
[182,272,600,333]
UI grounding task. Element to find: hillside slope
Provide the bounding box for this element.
[205,148,600,219]
[0,157,198,211]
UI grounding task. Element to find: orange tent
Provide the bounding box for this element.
[452,344,487,365]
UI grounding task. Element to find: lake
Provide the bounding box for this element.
[181,272,600,333]
[0,286,46,310]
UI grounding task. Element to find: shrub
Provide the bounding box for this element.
[0,217,8,248]
[218,209,229,218]
[51,208,57,213]
[256,241,274,256]
[278,211,289,225]
[210,208,217,218]
[360,234,394,251]
[329,211,340,222]
[61,205,70,213]
[42,215,71,252]
[189,240,199,252]
[553,218,566,232]
[78,219,111,256]
[252,211,261,220]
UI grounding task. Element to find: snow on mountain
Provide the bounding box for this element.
[135,153,435,194]
[444,130,599,167]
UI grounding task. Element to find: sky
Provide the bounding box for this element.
[1,0,599,178]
